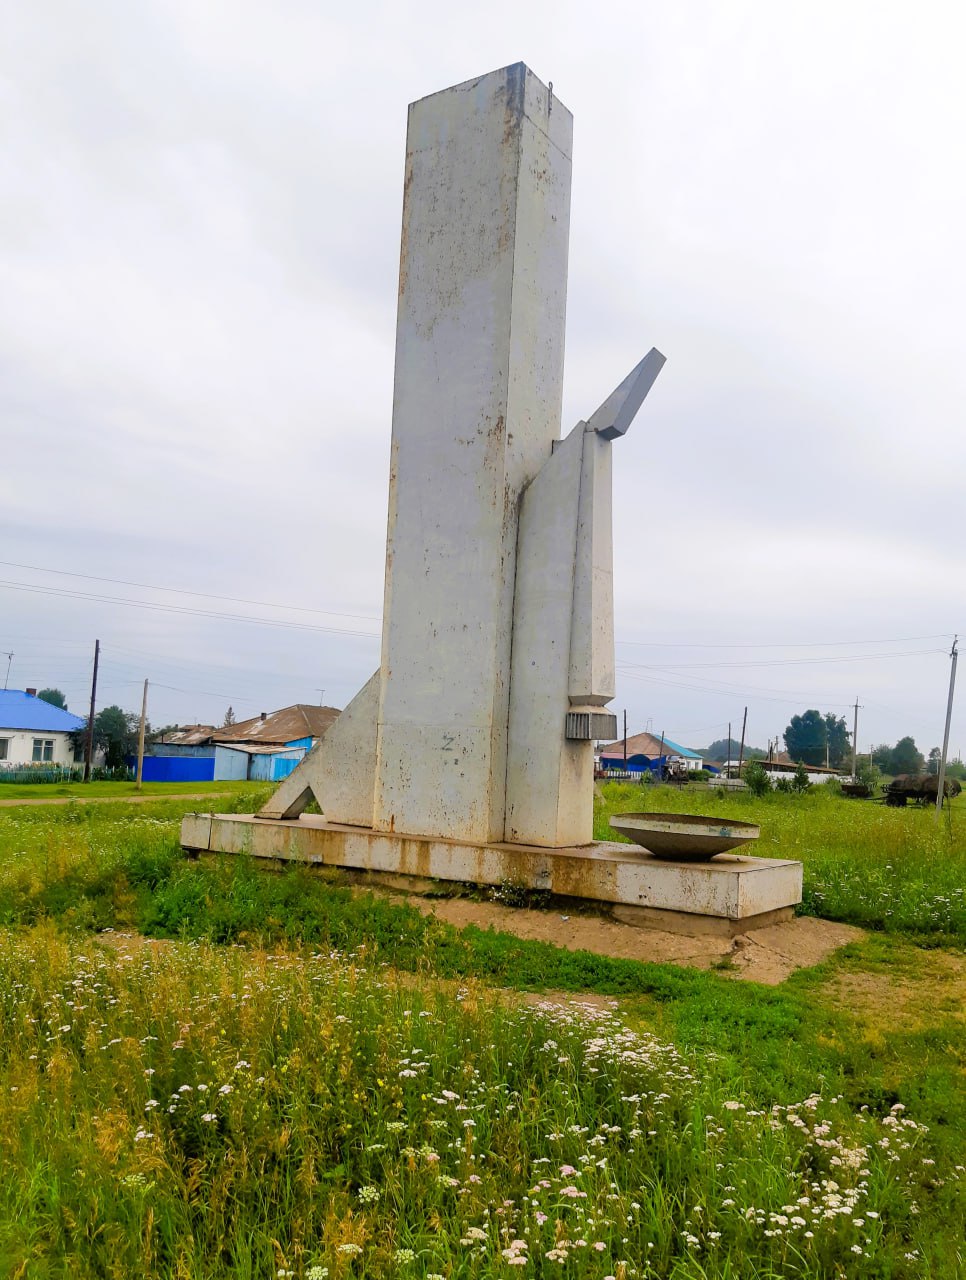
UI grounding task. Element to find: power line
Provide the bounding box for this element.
[0,580,382,640]
[618,648,945,672]
[615,633,954,649]
[0,560,381,623]
[0,559,954,654]
[616,667,859,708]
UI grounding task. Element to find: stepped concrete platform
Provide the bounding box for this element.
[180,813,802,935]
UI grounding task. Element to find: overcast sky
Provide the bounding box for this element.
[2,0,963,756]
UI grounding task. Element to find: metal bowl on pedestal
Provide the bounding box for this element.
[609,813,760,861]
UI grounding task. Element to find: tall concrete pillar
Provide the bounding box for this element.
[372,64,573,841]
[256,65,662,850]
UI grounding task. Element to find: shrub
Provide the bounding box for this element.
[856,759,882,793]
[792,762,812,793]
[744,760,772,797]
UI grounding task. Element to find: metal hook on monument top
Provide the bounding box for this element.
[587,348,666,442]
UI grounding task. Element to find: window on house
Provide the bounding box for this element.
[0,739,8,760]
[32,739,54,762]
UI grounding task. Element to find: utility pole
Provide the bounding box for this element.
[135,679,149,791]
[623,709,627,768]
[935,636,958,821]
[83,639,100,783]
[2,652,12,690]
[316,688,325,706]
[658,729,666,780]
[850,697,861,780]
[727,721,732,777]
[736,706,748,779]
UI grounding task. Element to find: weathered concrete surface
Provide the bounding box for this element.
[505,422,589,846]
[181,813,803,924]
[373,64,573,843]
[569,426,616,707]
[612,902,794,938]
[188,64,671,868]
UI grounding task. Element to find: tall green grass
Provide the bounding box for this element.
[1,783,964,941]
[0,927,959,1279]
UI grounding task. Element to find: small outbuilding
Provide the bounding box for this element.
[213,743,306,782]
[210,704,342,782]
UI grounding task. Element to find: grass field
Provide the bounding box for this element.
[0,784,962,1277]
[0,779,254,802]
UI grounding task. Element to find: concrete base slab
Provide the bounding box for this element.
[612,903,794,939]
[181,813,802,927]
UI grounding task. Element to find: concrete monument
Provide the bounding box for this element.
[182,64,803,931]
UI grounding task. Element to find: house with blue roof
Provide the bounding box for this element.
[597,729,704,774]
[0,689,86,769]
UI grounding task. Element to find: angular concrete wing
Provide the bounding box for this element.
[257,671,380,822]
[587,348,666,442]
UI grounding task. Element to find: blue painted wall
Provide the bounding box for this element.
[137,756,215,783]
[250,751,303,782]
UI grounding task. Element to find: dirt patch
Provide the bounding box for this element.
[386,892,863,985]
[822,951,966,1030]
[89,902,865,988]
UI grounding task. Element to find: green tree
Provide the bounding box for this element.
[224,706,236,727]
[889,736,924,776]
[783,710,826,766]
[73,706,143,771]
[823,713,850,767]
[744,759,772,797]
[792,761,812,793]
[705,737,766,761]
[37,688,67,710]
[927,746,941,775]
[856,758,881,793]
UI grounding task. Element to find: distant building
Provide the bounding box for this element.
[212,705,341,749]
[597,730,704,773]
[210,704,342,782]
[212,742,307,783]
[0,689,85,769]
[719,755,843,785]
[152,725,217,750]
[761,760,842,785]
[137,704,343,783]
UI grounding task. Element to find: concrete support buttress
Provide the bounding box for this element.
[258,671,380,823]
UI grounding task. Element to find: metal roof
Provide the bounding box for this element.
[154,725,216,746]
[0,690,86,733]
[598,730,701,760]
[213,704,341,746]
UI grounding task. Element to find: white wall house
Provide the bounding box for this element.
[0,690,85,768]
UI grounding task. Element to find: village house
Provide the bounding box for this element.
[0,689,86,769]
[139,704,342,782]
[597,730,704,774]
